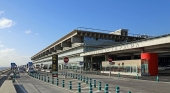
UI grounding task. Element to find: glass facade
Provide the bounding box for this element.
[101,65,140,73]
[83,36,120,52]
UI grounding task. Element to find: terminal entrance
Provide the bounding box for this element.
[158,56,170,76]
[84,56,104,71]
[158,56,170,66]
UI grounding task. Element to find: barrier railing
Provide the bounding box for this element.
[29,72,133,93]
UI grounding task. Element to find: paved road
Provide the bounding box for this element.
[36,70,170,93]
[14,72,73,93]
[0,70,11,87]
[68,69,170,82]
[56,70,170,93]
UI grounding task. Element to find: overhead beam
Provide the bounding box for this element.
[54,46,62,50]
[61,42,71,47]
[146,48,170,52]
[71,36,83,43]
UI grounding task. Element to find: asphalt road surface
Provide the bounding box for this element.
[57,70,170,93]
[36,70,170,93]
[14,72,73,93]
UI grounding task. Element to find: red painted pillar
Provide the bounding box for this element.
[141,53,158,76]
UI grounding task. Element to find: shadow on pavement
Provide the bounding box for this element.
[0,71,12,87]
[14,84,28,93]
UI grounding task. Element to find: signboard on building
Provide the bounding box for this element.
[80,43,140,56]
[52,54,58,77]
[11,63,16,70]
[64,57,69,63]
[79,62,84,65]
[28,62,33,68]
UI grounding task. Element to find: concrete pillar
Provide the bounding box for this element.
[141,47,145,53]
[60,64,63,70]
[105,54,108,61]
[90,57,93,71]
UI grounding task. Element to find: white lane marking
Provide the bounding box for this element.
[15,79,28,93]
[0,75,7,76]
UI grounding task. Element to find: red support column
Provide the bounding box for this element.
[141,53,158,76]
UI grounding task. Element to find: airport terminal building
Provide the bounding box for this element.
[31,27,170,76]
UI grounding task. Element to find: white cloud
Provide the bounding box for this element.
[0,48,31,67]
[24,30,32,34]
[0,17,15,28]
[0,36,4,38]
[0,11,5,15]
[0,45,4,48]
[35,33,39,35]
[0,41,4,47]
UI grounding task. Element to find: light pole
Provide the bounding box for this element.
[63,57,69,79]
[108,57,112,77]
[64,63,67,79]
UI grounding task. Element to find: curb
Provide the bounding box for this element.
[66,71,170,84]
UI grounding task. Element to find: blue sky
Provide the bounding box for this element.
[0,0,170,66]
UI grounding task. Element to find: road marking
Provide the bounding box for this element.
[15,79,28,93]
[0,75,7,76]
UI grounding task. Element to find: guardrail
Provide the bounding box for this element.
[0,80,17,93]
[29,72,132,93]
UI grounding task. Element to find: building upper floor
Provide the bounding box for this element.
[31,27,151,60]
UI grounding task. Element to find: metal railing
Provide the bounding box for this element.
[75,27,155,38]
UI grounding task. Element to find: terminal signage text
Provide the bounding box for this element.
[52,54,58,77]
[81,43,139,56]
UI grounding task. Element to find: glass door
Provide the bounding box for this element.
[141,59,149,74]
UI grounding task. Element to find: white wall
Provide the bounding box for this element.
[58,56,83,64]
[34,56,52,63]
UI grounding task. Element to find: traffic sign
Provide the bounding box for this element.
[108,57,112,62]
[52,55,58,77]
[79,62,84,65]
[64,57,69,63]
